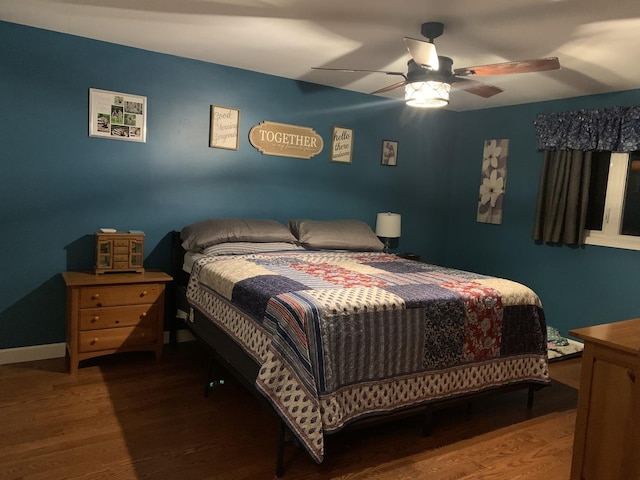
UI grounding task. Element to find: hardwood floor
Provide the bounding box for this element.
[0,342,581,480]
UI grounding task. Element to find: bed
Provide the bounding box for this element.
[171,218,549,476]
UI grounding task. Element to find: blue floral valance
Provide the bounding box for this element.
[534,106,640,152]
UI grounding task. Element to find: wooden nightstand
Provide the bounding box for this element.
[62,271,173,374]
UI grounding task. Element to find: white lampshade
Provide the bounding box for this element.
[376,212,401,238]
[405,81,450,108]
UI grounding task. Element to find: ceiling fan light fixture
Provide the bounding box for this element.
[405,81,450,108]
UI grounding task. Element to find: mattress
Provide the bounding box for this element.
[183,251,205,274]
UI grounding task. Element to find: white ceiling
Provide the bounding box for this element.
[3,0,640,111]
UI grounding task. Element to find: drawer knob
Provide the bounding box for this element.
[92,293,100,299]
[91,338,98,345]
[92,315,99,322]
[141,290,148,297]
[141,312,147,318]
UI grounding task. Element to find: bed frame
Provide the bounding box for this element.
[168,231,546,477]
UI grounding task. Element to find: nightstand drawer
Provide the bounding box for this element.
[113,254,129,262]
[79,326,156,353]
[79,304,158,330]
[79,283,161,308]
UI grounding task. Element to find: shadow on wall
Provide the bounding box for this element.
[146,232,173,274]
[147,232,176,332]
[0,235,94,350]
[65,234,95,272]
[0,275,65,349]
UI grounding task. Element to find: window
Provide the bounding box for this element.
[584,151,640,250]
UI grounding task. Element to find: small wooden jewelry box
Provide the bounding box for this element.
[95,231,145,274]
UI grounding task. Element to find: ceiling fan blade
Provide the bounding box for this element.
[403,37,439,70]
[311,67,406,77]
[454,57,560,77]
[371,80,408,95]
[451,78,503,98]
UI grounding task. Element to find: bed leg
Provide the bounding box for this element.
[276,420,286,478]
[204,350,224,397]
[204,350,214,397]
[527,385,535,409]
[421,407,433,437]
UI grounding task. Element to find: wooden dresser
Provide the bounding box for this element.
[570,318,640,480]
[62,271,173,374]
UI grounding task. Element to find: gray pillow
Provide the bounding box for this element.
[202,242,304,256]
[181,218,296,252]
[289,219,384,251]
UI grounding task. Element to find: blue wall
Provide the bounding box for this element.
[445,91,640,335]
[1,20,638,351]
[0,21,455,349]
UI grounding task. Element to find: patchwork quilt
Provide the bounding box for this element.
[186,251,549,463]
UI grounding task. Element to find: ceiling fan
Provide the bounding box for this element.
[312,22,560,107]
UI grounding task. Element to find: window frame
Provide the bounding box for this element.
[583,152,640,251]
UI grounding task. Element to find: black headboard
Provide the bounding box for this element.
[170,230,190,287]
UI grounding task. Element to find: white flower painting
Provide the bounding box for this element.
[477,139,509,224]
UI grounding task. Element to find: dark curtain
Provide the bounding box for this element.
[533,150,592,245]
[532,105,640,245]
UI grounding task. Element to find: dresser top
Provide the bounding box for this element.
[62,270,172,287]
[570,318,640,355]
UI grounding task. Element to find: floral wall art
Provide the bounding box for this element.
[477,139,509,224]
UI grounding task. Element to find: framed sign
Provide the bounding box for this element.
[477,139,509,225]
[248,121,323,159]
[89,88,147,142]
[330,126,353,163]
[381,140,398,166]
[210,105,240,150]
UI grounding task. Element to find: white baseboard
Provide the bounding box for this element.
[169,329,196,344]
[0,343,66,365]
[0,329,196,366]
